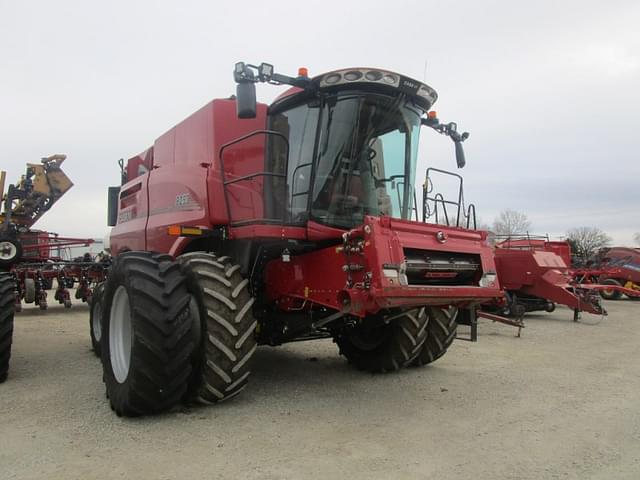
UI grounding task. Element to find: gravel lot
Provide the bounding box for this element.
[1,299,639,479]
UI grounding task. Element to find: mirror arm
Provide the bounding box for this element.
[421,117,470,169]
[233,61,314,119]
[235,62,312,88]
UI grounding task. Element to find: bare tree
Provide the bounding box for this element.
[566,227,612,259]
[492,209,531,236]
[634,232,640,246]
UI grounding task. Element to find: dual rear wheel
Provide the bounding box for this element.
[98,251,258,416]
[336,306,458,372]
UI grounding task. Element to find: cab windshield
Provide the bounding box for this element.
[269,92,422,229]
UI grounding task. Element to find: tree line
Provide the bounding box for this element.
[489,209,639,260]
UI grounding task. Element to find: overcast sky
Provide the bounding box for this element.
[1,0,638,245]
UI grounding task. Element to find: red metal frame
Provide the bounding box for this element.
[10,231,106,310]
[20,233,95,262]
[265,216,501,317]
[570,247,640,298]
[12,263,107,311]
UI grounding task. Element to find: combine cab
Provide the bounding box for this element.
[93,62,503,416]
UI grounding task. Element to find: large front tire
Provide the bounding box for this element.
[412,307,458,367]
[101,252,195,416]
[179,252,257,404]
[0,273,16,383]
[335,307,429,373]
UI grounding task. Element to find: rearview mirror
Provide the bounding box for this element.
[236,82,257,119]
[107,186,120,227]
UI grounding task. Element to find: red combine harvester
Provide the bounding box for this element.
[490,236,605,321]
[83,62,504,416]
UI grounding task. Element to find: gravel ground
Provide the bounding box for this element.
[1,299,639,479]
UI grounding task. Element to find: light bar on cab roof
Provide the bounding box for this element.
[317,68,438,107]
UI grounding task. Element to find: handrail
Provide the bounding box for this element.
[219,130,290,226]
[466,204,477,229]
[423,167,465,227]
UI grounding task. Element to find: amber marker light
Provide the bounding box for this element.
[167,225,181,236]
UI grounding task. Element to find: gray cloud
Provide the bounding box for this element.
[1,0,638,244]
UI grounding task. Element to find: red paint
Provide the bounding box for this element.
[494,247,604,314]
[265,216,501,317]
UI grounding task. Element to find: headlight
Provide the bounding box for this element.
[479,273,497,288]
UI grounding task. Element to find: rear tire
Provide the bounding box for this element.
[336,307,428,373]
[600,279,622,300]
[412,307,458,367]
[90,283,105,357]
[179,252,257,404]
[101,252,195,416]
[0,273,16,383]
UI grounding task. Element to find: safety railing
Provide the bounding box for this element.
[422,167,477,229]
[219,130,290,227]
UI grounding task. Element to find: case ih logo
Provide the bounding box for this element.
[118,210,134,223]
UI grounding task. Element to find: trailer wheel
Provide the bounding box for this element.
[101,252,195,416]
[23,278,36,304]
[89,283,105,357]
[412,307,458,367]
[0,273,16,383]
[335,307,428,373]
[179,252,257,404]
[600,279,623,300]
[0,237,22,268]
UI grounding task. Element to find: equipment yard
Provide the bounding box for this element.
[2,299,638,480]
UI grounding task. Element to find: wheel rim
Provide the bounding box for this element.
[0,241,17,261]
[110,286,132,383]
[92,300,102,342]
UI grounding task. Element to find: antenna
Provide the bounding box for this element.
[423,60,428,82]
